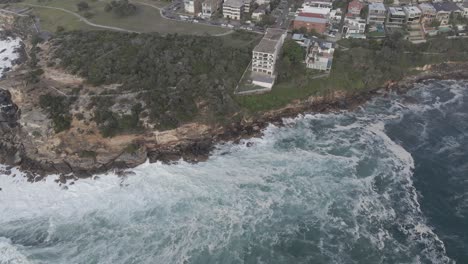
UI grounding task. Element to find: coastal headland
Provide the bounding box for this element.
[1,17,468,181]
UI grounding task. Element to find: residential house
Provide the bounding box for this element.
[386,7,406,28]
[292,33,312,47]
[461,1,468,17]
[201,0,222,18]
[293,13,328,33]
[419,3,437,25]
[347,0,364,17]
[252,5,268,20]
[251,28,287,88]
[367,3,386,25]
[342,17,366,38]
[329,8,343,22]
[223,0,244,20]
[433,2,462,26]
[403,5,422,25]
[184,0,202,14]
[305,38,334,71]
[404,6,424,42]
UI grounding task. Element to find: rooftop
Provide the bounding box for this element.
[463,1,468,8]
[224,0,244,8]
[432,2,462,12]
[418,3,436,13]
[403,6,422,15]
[253,28,287,53]
[295,15,328,23]
[388,7,405,16]
[369,3,386,11]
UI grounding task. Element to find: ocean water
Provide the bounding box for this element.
[0,80,467,264]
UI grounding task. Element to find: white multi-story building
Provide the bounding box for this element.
[367,3,387,25]
[403,6,422,25]
[243,0,253,12]
[201,0,221,18]
[386,6,406,28]
[342,17,366,38]
[184,0,202,14]
[251,28,287,88]
[223,0,244,20]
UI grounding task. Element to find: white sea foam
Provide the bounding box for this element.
[0,237,31,264]
[0,36,21,78]
[2,81,465,263]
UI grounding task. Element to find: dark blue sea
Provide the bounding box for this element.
[0,80,467,263]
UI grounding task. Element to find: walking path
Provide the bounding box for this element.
[132,0,235,36]
[22,2,235,36]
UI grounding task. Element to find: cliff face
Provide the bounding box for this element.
[0,89,21,165]
[1,40,468,180]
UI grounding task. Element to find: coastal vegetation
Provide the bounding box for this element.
[49,30,254,134]
[236,32,468,112]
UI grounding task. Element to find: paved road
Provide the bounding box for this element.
[23,3,139,33]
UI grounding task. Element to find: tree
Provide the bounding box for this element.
[105,0,137,17]
[77,1,90,12]
[360,6,368,20]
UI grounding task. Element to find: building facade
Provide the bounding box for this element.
[347,0,364,17]
[367,3,387,25]
[305,39,334,71]
[293,13,328,33]
[403,6,422,25]
[201,0,222,17]
[342,17,366,38]
[386,7,406,28]
[223,0,244,20]
[252,28,287,76]
[419,3,437,25]
[184,0,202,14]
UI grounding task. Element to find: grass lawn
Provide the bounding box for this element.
[16,0,229,35]
[235,72,331,113]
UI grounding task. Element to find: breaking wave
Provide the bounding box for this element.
[1,80,467,263]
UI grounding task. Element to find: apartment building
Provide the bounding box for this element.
[244,0,253,12]
[201,0,222,18]
[184,0,202,14]
[386,7,406,28]
[419,3,437,25]
[403,6,422,25]
[251,28,287,88]
[367,3,387,25]
[223,0,244,20]
[342,17,366,38]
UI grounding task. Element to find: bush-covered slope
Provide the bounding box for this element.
[49,31,252,134]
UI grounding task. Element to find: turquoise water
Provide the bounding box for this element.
[0,80,467,263]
